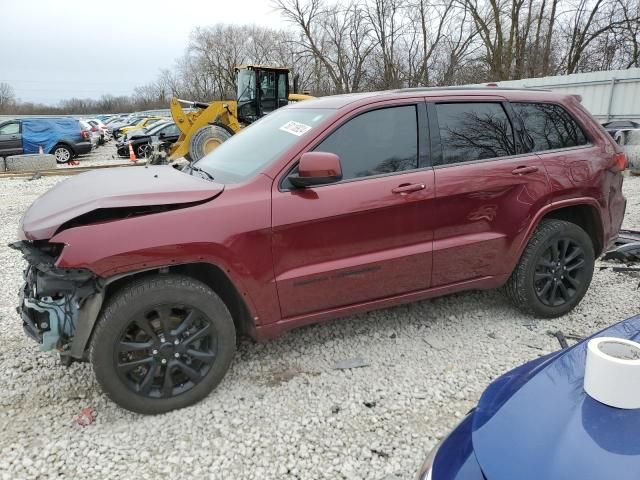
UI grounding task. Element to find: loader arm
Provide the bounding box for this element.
[169,97,242,161]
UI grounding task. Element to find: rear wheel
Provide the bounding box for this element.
[504,219,594,318]
[52,144,72,163]
[90,275,236,414]
[188,124,233,162]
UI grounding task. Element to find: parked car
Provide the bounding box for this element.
[615,129,640,175]
[108,116,142,138]
[0,118,91,162]
[79,120,99,149]
[116,116,166,138]
[601,120,640,137]
[416,313,640,480]
[116,121,180,158]
[104,116,127,125]
[85,118,110,145]
[11,88,626,413]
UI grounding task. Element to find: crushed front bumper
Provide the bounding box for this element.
[10,241,102,358]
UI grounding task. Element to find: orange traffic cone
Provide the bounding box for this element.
[128,143,137,162]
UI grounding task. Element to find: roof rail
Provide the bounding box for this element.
[393,86,551,93]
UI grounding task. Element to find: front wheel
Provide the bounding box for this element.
[90,275,236,414]
[504,219,595,318]
[52,144,72,163]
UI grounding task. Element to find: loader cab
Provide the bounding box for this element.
[236,65,290,124]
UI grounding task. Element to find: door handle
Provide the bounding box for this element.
[10,135,18,139]
[511,165,539,175]
[392,183,426,194]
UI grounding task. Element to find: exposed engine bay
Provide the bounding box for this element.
[10,241,102,360]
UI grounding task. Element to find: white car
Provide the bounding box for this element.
[615,129,640,175]
[79,120,100,149]
[85,118,111,144]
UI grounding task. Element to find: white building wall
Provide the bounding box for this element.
[470,68,640,121]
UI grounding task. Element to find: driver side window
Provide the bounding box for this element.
[0,122,20,135]
[313,105,418,180]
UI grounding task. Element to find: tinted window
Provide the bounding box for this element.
[435,103,515,165]
[314,106,418,180]
[513,103,588,152]
[0,122,19,135]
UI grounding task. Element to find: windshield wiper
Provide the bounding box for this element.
[189,164,215,181]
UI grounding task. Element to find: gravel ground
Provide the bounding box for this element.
[0,167,638,480]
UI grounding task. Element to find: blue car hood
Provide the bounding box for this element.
[472,314,640,480]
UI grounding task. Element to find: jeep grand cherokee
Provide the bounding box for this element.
[10,88,626,413]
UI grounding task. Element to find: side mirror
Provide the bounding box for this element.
[158,132,166,139]
[289,152,343,188]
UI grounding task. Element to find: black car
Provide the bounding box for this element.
[601,120,640,137]
[116,121,181,158]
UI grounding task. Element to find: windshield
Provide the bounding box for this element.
[237,69,256,103]
[196,108,332,183]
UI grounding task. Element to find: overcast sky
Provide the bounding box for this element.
[0,0,288,105]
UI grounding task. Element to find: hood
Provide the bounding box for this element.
[472,314,640,480]
[20,166,223,240]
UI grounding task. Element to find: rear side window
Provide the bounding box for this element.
[512,103,588,152]
[435,102,515,165]
[314,105,418,180]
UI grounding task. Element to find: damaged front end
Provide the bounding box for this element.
[10,240,103,362]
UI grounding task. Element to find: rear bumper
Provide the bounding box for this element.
[74,141,92,156]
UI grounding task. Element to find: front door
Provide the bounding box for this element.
[0,121,22,157]
[429,100,551,286]
[272,103,436,318]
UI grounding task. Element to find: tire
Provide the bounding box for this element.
[90,274,236,414]
[136,143,151,159]
[504,219,595,318]
[52,144,73,164]
[188,124,233,162]
[5,154,57,172]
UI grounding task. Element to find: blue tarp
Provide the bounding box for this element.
[21,118,81,154]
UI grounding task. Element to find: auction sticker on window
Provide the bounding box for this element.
[280,121,313,136]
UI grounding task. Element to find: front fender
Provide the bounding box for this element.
[50,180,278,324]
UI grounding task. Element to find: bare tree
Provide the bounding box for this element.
[0,82,16,113]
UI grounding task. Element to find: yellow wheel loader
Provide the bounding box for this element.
[169,65,314,162]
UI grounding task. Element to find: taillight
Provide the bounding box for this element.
[81,130,89,140]
[614,152,627,171]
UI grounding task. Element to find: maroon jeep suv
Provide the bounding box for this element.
[11,88,627,413]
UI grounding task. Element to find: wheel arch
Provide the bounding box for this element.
[74,262,255,360]
[51,141,77,156]
[541,204,603,256]
[103,262,254,337]
[517,199,604,261]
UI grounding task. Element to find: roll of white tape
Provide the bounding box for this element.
[584,337,640,409]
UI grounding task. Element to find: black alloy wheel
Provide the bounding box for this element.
[91,275,236,414]
[116,304,217,398]
[504,219,595,318]
[534,238,586,307]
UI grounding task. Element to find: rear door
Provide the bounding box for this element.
[271,102,436,318]
[0,121,22,156]
[429,99,551,286]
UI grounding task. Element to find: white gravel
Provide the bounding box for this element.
[0,162,639,480]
